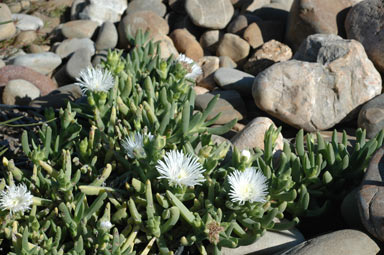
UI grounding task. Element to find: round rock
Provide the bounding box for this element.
[2,79,40,105]
[0,4,16,41]
[196,56,220,90]
[285,0,357,50]
[78,0,128,25]
[280,229,379,255]
[185,0,234,29]
[170,29,204,62]
[358,94,384,139]
[12,13,44,31]
[199,30,222,53]
[345,0,384,73]
[253,34,382,131]
[216,33,250,63]
[231,117,284,152]
[214,67,255,97]
[55,38,95,59]
[9,52,62,75]
[0,65,57,96]
[95,21,118,50]
[358,146,384,242]
[65,48,92,79]
[243,39,292,76]
[126,0,167,17]
[61,20,99,38]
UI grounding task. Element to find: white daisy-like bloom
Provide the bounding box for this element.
[228,167,268,205]
[75,66,115,93]
[156,150,205,187]
[122,132,154,158]
[0,184,33,215]
[99,220,113,230]
[177,54,203,80]
[241,149,251,161]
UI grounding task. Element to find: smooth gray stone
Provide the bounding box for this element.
[9,52,62,75]
[65,48,92,79]
[214,67,254,98]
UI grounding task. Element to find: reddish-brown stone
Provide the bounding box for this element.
[0,66,57,96]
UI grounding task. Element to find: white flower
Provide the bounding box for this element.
[177,54,203,80]
[99,220,113,230]
[0,184,33,215]
[75,66,115,93]
[228,167,268,205]
[241,150,251,161]
[122,132,154,158]
[156,150,205,187]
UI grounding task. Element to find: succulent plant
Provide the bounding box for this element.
[1,30,383,254]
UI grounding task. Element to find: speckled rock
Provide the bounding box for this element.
[0,65,57,96]
[9,52,62,75]
[170,29,203,62]
[216,33,250,63]
[2,79,40,105]
[61,20,99,38]
[253,34,382,131]
[126,0,167,17]
[243,39,292,76]
[345,0,384,73]
[185,0,234,29]
[0,4,16,41]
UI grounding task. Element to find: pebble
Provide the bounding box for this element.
[242,0,271,12]
[79,0,128,25]
[28,44,49,53]
[61,20,99,39]
[285,0,357,50]
[227,14,261,35]
[91,50,108,67]
[196,56,220,90]
[243,39,292,76]
[0,3,16,41]
[170,29,204,62]
[12,13,44,31]
[345,0,384,73]
[194,86,209,95]
[2,79,40,105]
[0,65,57,96]
[358,93,384,139]
[214,67,254,97]
[126,0,167,17]
[231,117,284,152]
[199,30,222,53]
[65,48,92,79]
[151,34,179,59]
[14,30,37,46]
[216,33,250,63]
[95,21,118,50]
[195,90,246,125]
[358,147,384,242]
[253,34,381,131]
[219,56,237,69]
[9,52,62,75]
[280,229,379,255]
[222,227,304,255]
[118,11,169,48]
[243,22,263,49]
[185,0,234,29]
[55,38,95,59]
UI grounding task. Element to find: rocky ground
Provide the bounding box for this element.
[0,0,384,254]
